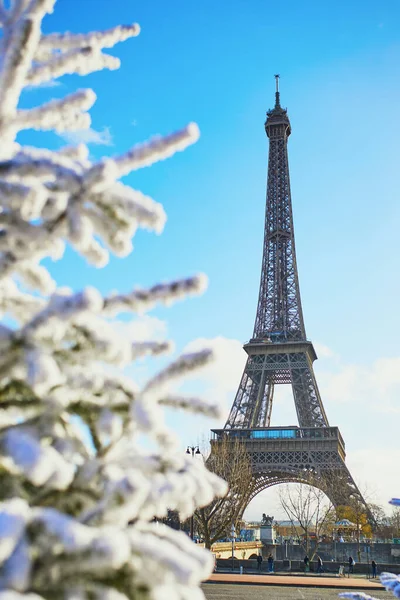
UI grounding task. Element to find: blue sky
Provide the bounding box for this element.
[22,0,400,517]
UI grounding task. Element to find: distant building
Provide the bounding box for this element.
[240,528,258,542]
[274,520,316,539]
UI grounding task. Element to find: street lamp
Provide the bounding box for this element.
[366,540,371,580]
[231,523,236,572]
[186,446,201,540]
[186,446,201,457]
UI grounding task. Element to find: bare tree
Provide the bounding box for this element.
[368,503,390,539]
[195,436,253,549]
[278,482,333,560]
[390,507,400,539]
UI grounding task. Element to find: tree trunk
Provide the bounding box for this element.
[204,530,212,550]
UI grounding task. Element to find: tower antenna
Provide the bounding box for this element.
[274,74,281,107]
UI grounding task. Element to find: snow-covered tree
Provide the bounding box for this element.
[0,2,227,599]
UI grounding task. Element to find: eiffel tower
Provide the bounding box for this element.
[211,76,370,518]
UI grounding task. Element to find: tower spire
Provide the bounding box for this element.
[274,73,281,108]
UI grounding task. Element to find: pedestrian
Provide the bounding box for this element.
[348,556,354,575]
[267,553,274,573]
[256,554,262,572]
[371,559,377,579]
[317,556,323,574]
[304,555,310,572]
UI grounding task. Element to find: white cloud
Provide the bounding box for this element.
[317,354,400,414]
[126,315,168,342]
[347,447,400,505]
[183,336,246,414]
[112,315,168,342]
[59,126,113,146]
[314,341,337,359]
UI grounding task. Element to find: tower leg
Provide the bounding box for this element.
[290,355,329,427]
[225,356,276,429]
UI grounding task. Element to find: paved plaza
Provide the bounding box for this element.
[203,583,393,600]
[209,573,385,590]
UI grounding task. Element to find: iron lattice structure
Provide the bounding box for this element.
[212,77,370,518]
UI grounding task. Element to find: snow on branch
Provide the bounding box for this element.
[21,287,103,337]
[0,1,55,119]
[159,395,221,418]
[13,89,96,132]
[129,523,211,588]
[130,341,172,360]
[104,274,208,316]
[115,123,200,176]
[38,23,140,52]
[1,428,75,488]
[27,46,120,87]
[380,572,400,598]
[143,349,213,395]
[339,594,377,600]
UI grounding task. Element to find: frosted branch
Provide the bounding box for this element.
[0,180,47,220]
[62,369,137,409]
[0,5,43,118]
[131,341,172,360]
[0,153,81,186]
[17,262,56,294]
[27,47,120,87]
[0,279,44,322]
[159,395,221,418]
[104,274,208,316]
[56,143,89,162]
[143,350,213,394]
[129,523,214,589]
[339,594,377,600]
[38,23,140,51]
[1,429,74,488]
[13,89,96,132]
[21,288,102,337]
[114,123,200,176]
[380,572,400,597]
[0,498,29,563]
[90,182,167,236]
[0,593,46,600]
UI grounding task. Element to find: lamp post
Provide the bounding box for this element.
[333,532,337,562]
[366,540,371,580]
[186,446,201,540]
[231,523,236,572]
